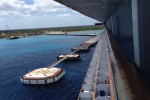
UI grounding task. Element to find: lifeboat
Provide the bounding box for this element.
[9,36,19,39]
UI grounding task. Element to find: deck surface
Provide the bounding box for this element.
[23,68,61,79]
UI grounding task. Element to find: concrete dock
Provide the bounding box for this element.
[45,33,98,36]
[71,36,99,52]
[57,54,80,60]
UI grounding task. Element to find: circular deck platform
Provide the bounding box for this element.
[20,68,65,84]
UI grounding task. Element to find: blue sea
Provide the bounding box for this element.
[0,30,102,100]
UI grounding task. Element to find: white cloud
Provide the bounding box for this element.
[0,0,97,30]
[57,13,71,17]
[0,18,6,26]
[0,18,6,21]
[0,0,68,17]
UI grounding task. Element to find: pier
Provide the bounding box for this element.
[71,36,99,52]
[57,54,80,60]
[45,33,98,36]
[21,35,100,85]
[48,36,99,68]
[67,34,98,36]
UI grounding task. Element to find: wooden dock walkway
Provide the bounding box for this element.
[72,36,99,52]
[47,36,99,68]
[67,34,98,36]
[45,33,98,36]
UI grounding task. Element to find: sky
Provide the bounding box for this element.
[0,0,98,30]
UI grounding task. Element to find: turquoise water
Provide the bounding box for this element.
[0,30,101,100]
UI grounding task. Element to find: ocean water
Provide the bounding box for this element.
[0,30,101,100]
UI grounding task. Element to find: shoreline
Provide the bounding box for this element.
[0,29,102,39]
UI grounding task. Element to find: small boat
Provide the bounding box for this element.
[9,36,19,39]
[20,67,65,84]
[19,36,25,38]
